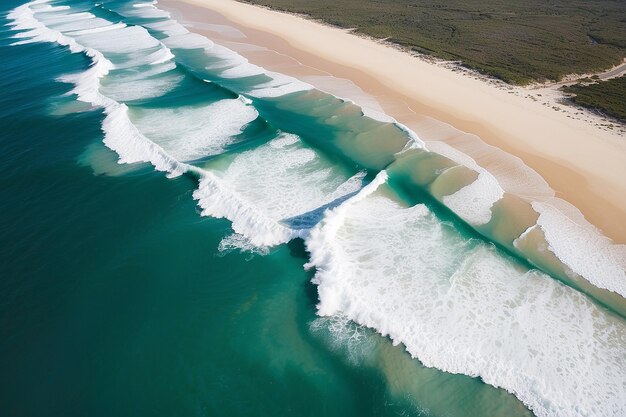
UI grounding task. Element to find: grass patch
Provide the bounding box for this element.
[562,76,626,122]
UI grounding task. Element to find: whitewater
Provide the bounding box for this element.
[6,0,626,416]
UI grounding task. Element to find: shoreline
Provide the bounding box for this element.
[162,0,626,244]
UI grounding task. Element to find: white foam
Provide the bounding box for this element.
[29,11,94,25]
[15,1,175,72]
[133,1,157,8]
[193,134,365,247]
[117,3,170,19]
[193,170,295,247]
[532,199,626,297]
[47,17,121,34]
[304,170,390,275]
[443,170,503,225]
[301,75,396,123]
[148,48,175,65]
[8,4,86,53]
[198,43,314,98]
[196,23,246,39]
[218,232,270,256]
[57,51,113,106]
[417,131,625,299]
[130,98,258,161]
[309,314,377,366]
[102,104,190,177]
[306,186,626,417]
[9,0,190,179]
[9,3,112,104]
[65,22,128,36]
[72,25,161,53]
[218,62,266,79]
[123,4,215,52]
[428,140,504,225]
[31,4,70,12]
[101,70,183,102]
[247,70,313,98]
[131,15,312,100]
[108,61,177,82]
[162,32,214,50]
[269,134,299,148]
[145,20,190,37]
[202,43,260,72]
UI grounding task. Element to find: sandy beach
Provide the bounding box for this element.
[162,0,626,244]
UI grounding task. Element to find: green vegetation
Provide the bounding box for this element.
[562,76,626,122]
[242,0,626,85]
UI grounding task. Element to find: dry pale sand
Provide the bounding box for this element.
[162,0,626,244]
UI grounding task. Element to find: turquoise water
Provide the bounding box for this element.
[1,1,624,416]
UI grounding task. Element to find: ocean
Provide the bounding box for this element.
[0,1,624,416]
